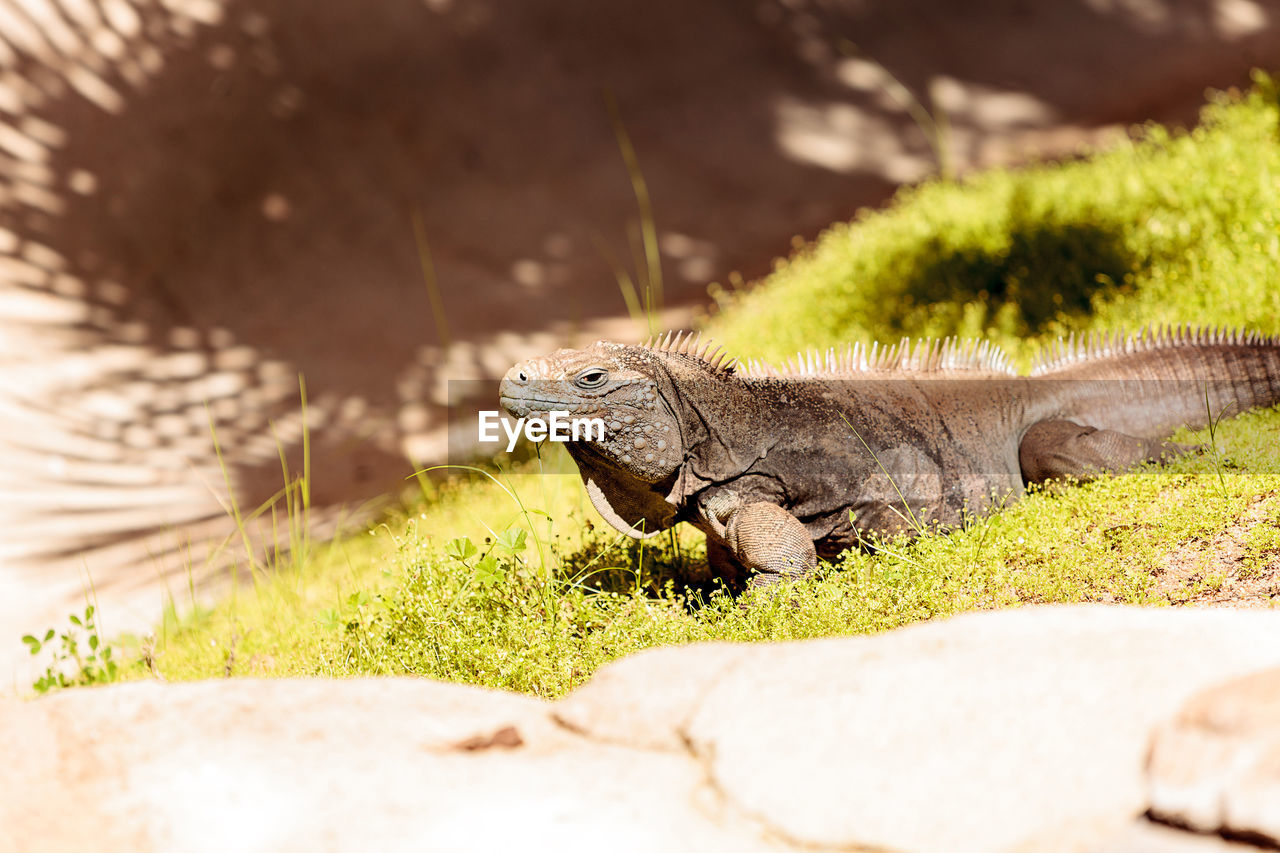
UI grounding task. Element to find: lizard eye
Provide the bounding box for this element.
[575,368,609,389]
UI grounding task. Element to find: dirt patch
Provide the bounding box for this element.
[1154,492,1280,609]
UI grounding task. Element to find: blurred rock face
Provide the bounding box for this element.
[6,607,1280,851]
[0,0,1278,673]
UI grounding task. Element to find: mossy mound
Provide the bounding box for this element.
[709,73,1280,368]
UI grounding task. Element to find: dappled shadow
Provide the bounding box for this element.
[552,528,730,605]
[895,214,1138,338]
[766,0,1280,174]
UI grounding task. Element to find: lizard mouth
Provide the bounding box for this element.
[499,393,578,417]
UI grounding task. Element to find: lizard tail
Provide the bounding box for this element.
[1029,325,1280,437]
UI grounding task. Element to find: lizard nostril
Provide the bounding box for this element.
[517,370,528,383]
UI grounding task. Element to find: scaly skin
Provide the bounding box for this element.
[499,327,1280,591]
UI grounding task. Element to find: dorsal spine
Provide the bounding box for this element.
[736,336,1014,379]
[1031,324,1279,376]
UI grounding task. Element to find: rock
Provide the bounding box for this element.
[561,606,1280,853]
[553,643,752,751]
[10,607,1280,853]
[1146,668,1280,845]
[0,677,778,853]
[1089,819,1262,853]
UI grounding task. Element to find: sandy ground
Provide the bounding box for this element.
[2,0,1280,688]
[1154,491,1280,608]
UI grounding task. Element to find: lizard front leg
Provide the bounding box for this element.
[700,491,817,590]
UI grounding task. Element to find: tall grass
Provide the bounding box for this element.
[599,92,665,337]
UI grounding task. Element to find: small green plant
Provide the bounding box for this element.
[838,40,953,180]
[444,530,520,593]
[1202,381,1239,497]
[411,210,453,349]
[842,414,926,536]
[599,91,665,338]
[22,605,120,693]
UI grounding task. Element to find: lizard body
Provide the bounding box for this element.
[499,327,1280,590]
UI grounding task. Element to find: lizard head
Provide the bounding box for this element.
[500,332,739,539]
[499,340,683,483]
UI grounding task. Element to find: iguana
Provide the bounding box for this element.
[498,327,1280,591]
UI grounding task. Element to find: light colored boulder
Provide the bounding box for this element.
[1146,667,1280,845]
[553,642,752,751]
[559,606,1280,853]
[10,607,1280,853]
[0,677,781,853]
